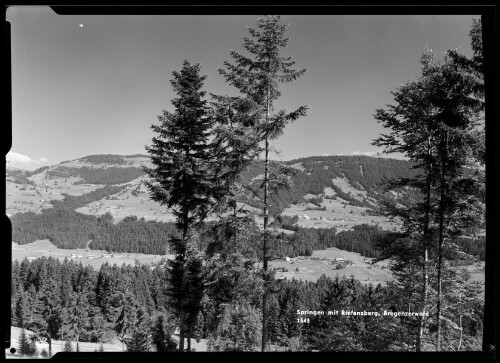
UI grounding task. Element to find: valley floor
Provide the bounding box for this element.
[12,240,172,269]
[12,240,485,290]
[270,247,393,285]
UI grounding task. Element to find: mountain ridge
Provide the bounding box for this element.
[7,153,420,220]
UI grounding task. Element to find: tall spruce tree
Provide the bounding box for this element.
[114,288,138,351]
[373,20,485,351]
[207,93,263,262]
[30,277,62,358]
[124,305,151,352]
[151,314,177,352]
[219,15,308,351]
[424,52,484,351]
[144,60,216,351]
[62,287,90,353]
[372,50,442,351]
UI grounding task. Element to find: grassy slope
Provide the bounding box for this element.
[6,326,208,355]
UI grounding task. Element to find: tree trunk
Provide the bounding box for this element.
[417,137,433,352]
[261,138,269,352]
[48,337,52,358]
[187,336,191,352]
[178,218,189,352]
[261,68,271,353]
[416,247,429,351]
[457,315,463,351]
[233,205,238,254]
[436,131,448,352]
[179,323,185,352]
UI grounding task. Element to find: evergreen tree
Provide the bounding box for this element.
[95,263,126,324]
[30,277,62,357]
[373,20,485,351]
[62,288,90,352]
[184,238,205,351]
[447,19,484,114]
[151,314,177,352]
[209,94,262,216]
[420,51,484,352]
[144,60,217,351]
[17,328,37,356]
[125,306,151,352]
[207,301,262,352]
[87,306,114,343]
[373,49,443,351]
[114,289,138,351]
[14,289,31,328]
[219,14,308,351]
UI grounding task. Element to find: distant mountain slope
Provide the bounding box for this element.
[44,154,150,185]
[7,154,485,260]
[7,153,420,217]
[239,155,421,216]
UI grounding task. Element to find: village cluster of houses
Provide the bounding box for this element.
[283,255,358,267]
[294,213,357,223]
[69,253,112,260]
[88,202,123,216]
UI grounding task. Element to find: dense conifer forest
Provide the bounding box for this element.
[11,256,484,353]
[45,166,145,185]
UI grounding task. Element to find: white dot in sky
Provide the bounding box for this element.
[79,24,84,28]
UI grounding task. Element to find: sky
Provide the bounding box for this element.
[6,7,478,170]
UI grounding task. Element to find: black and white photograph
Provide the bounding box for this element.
[4,6,494,358]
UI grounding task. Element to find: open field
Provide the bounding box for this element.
[7,173,101,216]
[74,176,179,223]
[6,155,150,217]
[6,326,124,357]
[75,177,262,224]
[282,198,399,232]
[270,247,393,285]
[270,248,485,293]
[5,326,207,357]
[12,240,173,269]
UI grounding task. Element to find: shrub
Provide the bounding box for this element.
[63,340,73,352]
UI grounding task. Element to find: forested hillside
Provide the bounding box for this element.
[11,256,484,352]
[45,166,145,185]
[10,153,421,213]
[222,155,422,216]
[10,184,485,260]
[9,154,427,254]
